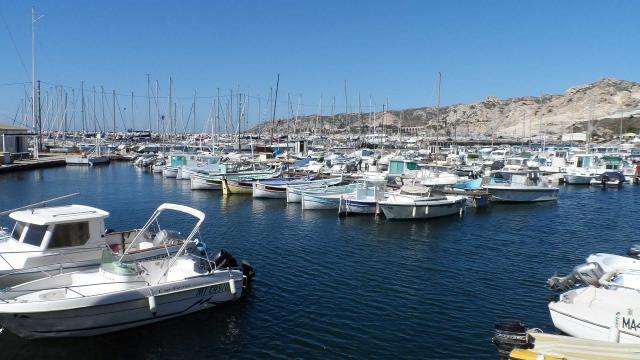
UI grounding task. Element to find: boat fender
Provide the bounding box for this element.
[229,278,237,295]
[148,295,157,315]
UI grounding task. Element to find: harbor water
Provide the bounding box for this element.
[0,163,637,359]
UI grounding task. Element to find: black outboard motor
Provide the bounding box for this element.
[211,249,238,269]
[241,260,255,283]
[491,321,530,359]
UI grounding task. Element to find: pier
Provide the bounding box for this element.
[0,155,66,174]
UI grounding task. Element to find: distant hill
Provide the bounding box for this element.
[252,78,640,140]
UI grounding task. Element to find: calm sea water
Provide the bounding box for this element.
[0,163,637,359]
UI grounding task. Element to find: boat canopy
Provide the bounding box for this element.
[9,205,109,226]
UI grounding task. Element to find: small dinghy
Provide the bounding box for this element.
[0,203,254,338]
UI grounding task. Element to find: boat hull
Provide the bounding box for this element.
[301,194,341,210]
[0,276,244,338]
[486,187,558,202]
[190,176,221,190]
[338,198,378,215]
[252,184,287,199]
[162,167,179,178]
[548,287,640,344]
[379,199,464,220]
[563,174,595,185]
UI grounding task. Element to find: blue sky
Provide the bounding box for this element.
[0,0,638,131]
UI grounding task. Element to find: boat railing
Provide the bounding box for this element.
[0,280,151,303]
[0,255,104,283]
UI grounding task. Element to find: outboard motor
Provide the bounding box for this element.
[241,260,255,283]
[547,262,604,292]
[211,249,238,269]
[491,321,530,359]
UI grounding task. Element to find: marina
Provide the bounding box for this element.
[0,161,637,358]
[2,1,640,358]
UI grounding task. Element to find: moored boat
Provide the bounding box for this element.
[484,171,558,202]
[0,203,254,338]
[378,185,466,220]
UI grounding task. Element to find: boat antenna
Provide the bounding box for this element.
[0,193,80,216]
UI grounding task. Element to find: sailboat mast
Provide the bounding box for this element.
[131,91,135,132]
[271,74,280,145]
[146,74,151,132]
[81,81,85,133]
[112,90,116,135]
[435,72,441,152]
[31,6,40,158]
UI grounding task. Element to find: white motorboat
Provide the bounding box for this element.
[547,253,640,343]
[0,202,185,288]
[0,203,254,338]
[483,171,558,202]
[378,185,466,220]
[563,154,601,184]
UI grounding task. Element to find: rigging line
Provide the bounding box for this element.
[0,7,30,81]
[37,81,388,112]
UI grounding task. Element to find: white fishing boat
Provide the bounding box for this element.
[563,154,601,184]
[299,184,358,210]
[191,166,281,191]
[378,185,466,220]
[338,180,387,216]
[254,177,342,200]
[483,171,558,202]
[0,198,185,288]
[0,203,254,338]
[547,253,640,343]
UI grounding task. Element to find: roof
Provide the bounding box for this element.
[9,204,109,225]
[0,123,29,132]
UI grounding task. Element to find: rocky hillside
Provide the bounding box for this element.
[253,78,640,139]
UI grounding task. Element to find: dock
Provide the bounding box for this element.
[0,155,66,174]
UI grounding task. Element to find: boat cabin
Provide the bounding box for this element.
[574,154,598,169]
[5,205,108,252]
[503,157,528,171]
[388,159,419,176]
[601,156,623,171]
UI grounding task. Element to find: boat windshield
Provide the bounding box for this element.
[22,224,48,247]
[11,221,25,241]
[100,249,138,276]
